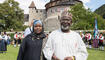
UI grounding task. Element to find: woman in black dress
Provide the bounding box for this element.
[17,20,46,60]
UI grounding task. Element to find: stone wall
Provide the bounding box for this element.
[29,8,47,25]
[44,5,70,31]
[47,5,70,17]
[44,15,60,31]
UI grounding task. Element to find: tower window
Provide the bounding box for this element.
[36,10,38,13]
[40,10,42,12]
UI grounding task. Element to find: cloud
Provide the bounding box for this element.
[80,0,91,9]
[84,4,89,9]
[15,0,48,14]
[0,0,91,13]
[0,0,5,3]
[0,0,49,14]
[81,0,90,3]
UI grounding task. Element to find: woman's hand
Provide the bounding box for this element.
[64,57,73,60]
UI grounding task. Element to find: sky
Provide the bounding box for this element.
[0,0,105,14]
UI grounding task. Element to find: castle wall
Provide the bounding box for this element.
[44,5,70,31]
[44,15,60,31]
[29,8,47,25]
[47,5,70,17]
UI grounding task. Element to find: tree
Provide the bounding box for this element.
[0,0,24,30]
[69,3,105,30]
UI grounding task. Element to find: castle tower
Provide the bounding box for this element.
[44,0,82,31]
[29,1,47,26]
[29,1,36,25]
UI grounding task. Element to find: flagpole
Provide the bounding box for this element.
[93,17,98,48]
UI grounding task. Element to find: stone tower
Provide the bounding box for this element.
[44,0,81,31]
[29,1,47,26]
[29,1,36,25]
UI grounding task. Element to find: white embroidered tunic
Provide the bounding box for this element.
[43,29,88,60]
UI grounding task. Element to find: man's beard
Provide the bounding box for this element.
[61,25,70,32]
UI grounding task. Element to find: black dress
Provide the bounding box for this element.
[17,33,46,60]
[0,39,6,52]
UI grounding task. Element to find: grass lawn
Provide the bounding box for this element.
[0,45,105,60]
[0,45,19,60]
[87,48,105,60]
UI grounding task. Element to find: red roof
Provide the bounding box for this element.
[29,1,36,8]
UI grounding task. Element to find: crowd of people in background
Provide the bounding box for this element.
[80,32,105,51]
[0,31,24,53]
[0,32,11,53]
[0,31,104,54]
[13,32,24,47]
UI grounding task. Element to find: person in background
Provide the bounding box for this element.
[85,33,89,47]
[0,32,3,53]
[82,32,85,39]
[17,33,22,46]
[80,32,85,42]
[24,20,34,37]
[22,33,24,39]
[2,32,8,53]
[17,20,46,60]
[43,11,88,60]
[98,33,104,50]
[87,33,92,48]
[14,32,18,47]
[7,34,11,45]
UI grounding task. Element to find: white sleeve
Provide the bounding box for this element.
[43,33,54,60]
[14,34,16,39]
[3,35,8,41]
[100,36,104,40]
[0,35,2,40]
[90,34,92,39]
[75,34,88,60]
[5,35,8,40]
[24,28,31,37]
[9,36,11,39]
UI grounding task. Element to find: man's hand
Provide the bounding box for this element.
[52,54,60,60]
[64,57,73,60]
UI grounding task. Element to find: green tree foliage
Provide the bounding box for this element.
[0,0,24,31]
[95,4,105,19]
[69,3,105,30]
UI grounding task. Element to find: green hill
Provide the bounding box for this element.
[95,4,105,19]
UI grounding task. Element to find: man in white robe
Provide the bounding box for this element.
[43,11,88,60]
